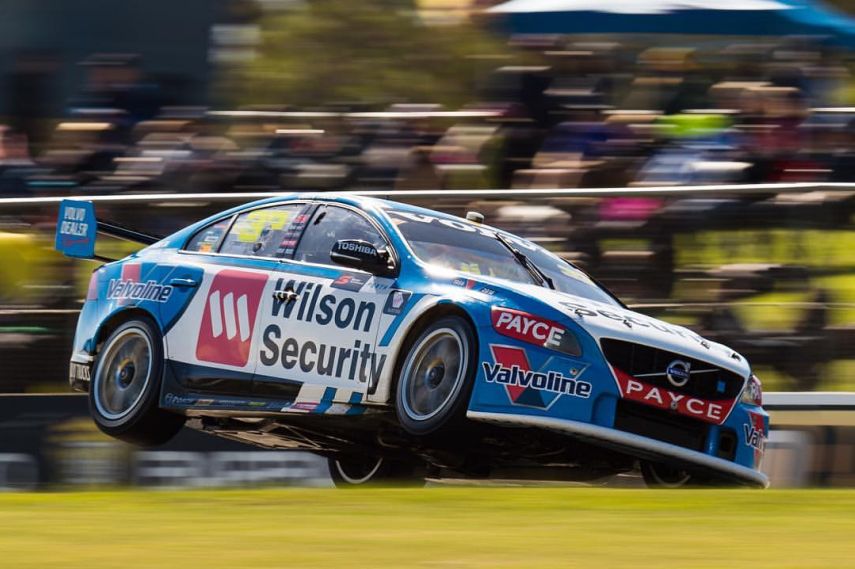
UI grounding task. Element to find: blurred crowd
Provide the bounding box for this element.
[0,40,852,394]
[5,40,855,197]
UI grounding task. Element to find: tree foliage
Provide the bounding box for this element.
[223,0,508,108]
[828,0,855,13]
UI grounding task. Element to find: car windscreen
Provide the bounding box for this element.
[386,209,620,307]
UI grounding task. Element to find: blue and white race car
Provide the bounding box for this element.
[56,194,769,487]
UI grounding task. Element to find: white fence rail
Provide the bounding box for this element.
[1,181,855,206]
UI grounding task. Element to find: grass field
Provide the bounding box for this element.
[1,488,854,568]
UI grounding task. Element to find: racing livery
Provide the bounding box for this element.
[57,194,769,487]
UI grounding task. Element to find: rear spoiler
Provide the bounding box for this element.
[55,199,160,262]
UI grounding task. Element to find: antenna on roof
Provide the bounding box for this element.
[466,211,484,224]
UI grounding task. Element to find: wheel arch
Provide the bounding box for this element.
[87,306,185,446]
[376,299,480,405]
[92,307,161,355]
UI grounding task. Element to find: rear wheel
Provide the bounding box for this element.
[89,317,184,446]
[395,316,476,436]
[327,456,424,488]
[640,461,693,488]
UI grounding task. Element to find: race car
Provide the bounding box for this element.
[56,193,769,488]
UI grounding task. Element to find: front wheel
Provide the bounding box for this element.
[395,315,477,436]
[328,456,424,488]
[89,317,184,446]
[640,461,694,488]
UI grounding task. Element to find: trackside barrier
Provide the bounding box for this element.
[763,393,855,487]
[0,394,329,490]
[0,393,853,489]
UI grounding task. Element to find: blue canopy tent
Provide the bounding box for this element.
[487,0,855,47]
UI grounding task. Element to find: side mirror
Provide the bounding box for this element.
[330,239,394,276]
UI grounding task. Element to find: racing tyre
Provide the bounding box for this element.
[640,461,694,489]
[395,315,477,436]
[328,456,425,488]
[89,317,184,446]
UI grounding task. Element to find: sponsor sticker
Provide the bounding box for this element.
[196,269,268,367]
[270,277,376,333]
[561,300,712,350]
[336,241,377,256]
[259,277,387,383]
[383,290,412,316]
[452,277,478,289]
[491,307,580,357]
[483,344,591,410]
[236,209,290,243]
[107,279,173,303]
[612,367,736,425]
[387,209,539,252]
[744,410,767,466]
[259,333,385,384]
[330,273,369,292]
[164,393,198,406]
[69,362,90,383]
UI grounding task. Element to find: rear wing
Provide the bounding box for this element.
[55,199,160,262]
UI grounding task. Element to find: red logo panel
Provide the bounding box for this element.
[117,263,140,305]
[195,269,267,367]
[491,345,531,401]
[745,410,767,467]
[492,307,565,347]
[491,307,580,356]
[613,366,736,425]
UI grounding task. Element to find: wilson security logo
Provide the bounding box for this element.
[207,290,251,341]
[196,269,267,367]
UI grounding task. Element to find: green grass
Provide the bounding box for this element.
[0,488,853,568]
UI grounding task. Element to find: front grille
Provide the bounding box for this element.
[601,338,744,400]
[614,400,708,451]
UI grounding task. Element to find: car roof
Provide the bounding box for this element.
[169,192,508,251]
[238,192,466,222]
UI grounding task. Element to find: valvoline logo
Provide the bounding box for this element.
[196,269,268,367]
[484,344,591,410]
[744,410,767,467]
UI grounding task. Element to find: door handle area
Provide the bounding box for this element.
[168,277,199,288]
[273,289,300,303]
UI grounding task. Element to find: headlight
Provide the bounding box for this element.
[741,374,763,406]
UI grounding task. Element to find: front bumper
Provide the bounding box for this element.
[467,409,769,487]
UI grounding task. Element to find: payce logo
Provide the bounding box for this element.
[196,269,268,367]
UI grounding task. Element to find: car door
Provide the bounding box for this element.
[254,203,397,406]
[163,202,309,397]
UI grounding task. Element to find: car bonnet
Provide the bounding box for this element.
[504,282,751,378]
